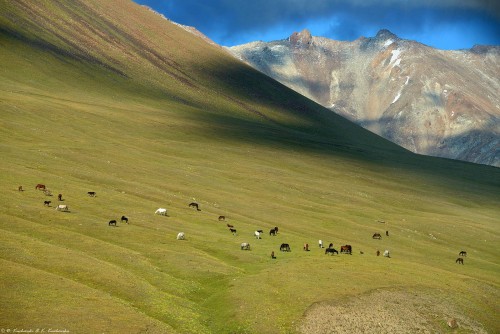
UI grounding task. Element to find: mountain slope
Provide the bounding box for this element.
[229,29,500,167]
[1,1,499,333]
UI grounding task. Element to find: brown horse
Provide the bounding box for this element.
[456,258,464,265]
[218,215,225,221]
[372,233,382,239]
[35,184,46,190]
[340,245,352,254]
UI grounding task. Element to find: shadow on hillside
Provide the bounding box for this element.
[191,106,500,196]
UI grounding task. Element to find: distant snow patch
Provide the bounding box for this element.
[391,92,401,104]
[384,39,394,47]
[391,76,409,104]
[271,45,286,51]
[390,49,402,68]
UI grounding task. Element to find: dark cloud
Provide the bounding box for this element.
[135,0,500,49]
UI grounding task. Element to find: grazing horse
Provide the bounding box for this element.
[18,186,23,191]
[121,216,129,224]
[254,231,261,239]
[35,184,46,190]
[325,248,338,255]
[383,250,390,258]
[226,223,234,228]
[43,200,51,206]
[456,258,464,264]
[177,232,185,240]
[55,204,68,212]
[271,251,276,259]
[229,228,237,235]
[189,202,201,211]
[373,233,382,239]
[269,228,277,236]
[58,194,63,201]
[87,191,96,197]
[155,208,167,216]
[109,220,117,226]
[280,243,291,252]
[340,245,352,255]
[240,242,250,250]
[376,250,380,256]
[218,215,225,221]
[459,251,467,257]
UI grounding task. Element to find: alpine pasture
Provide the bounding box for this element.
[0,1,499,333]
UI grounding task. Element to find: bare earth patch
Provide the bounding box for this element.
[298,289,488,334]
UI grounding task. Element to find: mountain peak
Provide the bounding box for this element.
[289,29,313,47]
[375,29,397,40]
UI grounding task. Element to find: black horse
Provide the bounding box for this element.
[121,216,129,224]
[108,220,117,226]
[280,243,291,252]
[325,248,338,255]
[189,202,201,211]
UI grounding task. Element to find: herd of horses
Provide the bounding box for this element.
[26,183,468,264]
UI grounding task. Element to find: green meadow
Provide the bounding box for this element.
[0,1,498,333]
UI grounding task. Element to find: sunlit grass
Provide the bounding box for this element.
[0,1,499,333]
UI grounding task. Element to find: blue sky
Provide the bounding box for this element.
[134,0,500,50]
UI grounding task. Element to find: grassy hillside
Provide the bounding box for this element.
[1,1,499,333]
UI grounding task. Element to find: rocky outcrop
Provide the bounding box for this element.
[229,30,500,167]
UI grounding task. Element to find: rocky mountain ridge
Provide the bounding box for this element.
[229,29,500,167]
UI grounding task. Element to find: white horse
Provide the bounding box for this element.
[240,242,250,250]
[55,204,68,212]
[383,249,390,258]
[155,208,167,216]
[176,232,185,240]
[254,231,261,239]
